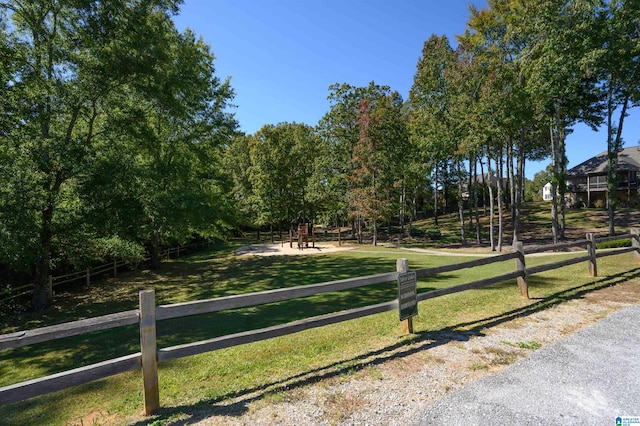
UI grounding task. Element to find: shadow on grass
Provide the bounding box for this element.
[0,254,420,384]
[131,266,640,425]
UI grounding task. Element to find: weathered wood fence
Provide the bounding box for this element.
[0,244,197,304]
[1,230,639,415]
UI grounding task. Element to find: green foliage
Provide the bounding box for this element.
[596,238,631,249]
[316,82,397,227]
[0,1,236,307]
[409,226,426,237]
[427,230,442,240]
[224,122,319,237]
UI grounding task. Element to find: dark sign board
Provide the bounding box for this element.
[397,271,417,321]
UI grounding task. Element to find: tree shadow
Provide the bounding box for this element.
[129,266,640,425]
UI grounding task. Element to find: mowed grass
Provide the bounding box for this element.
[0,242,639,425]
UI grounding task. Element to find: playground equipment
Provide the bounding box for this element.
[289,213,315,250]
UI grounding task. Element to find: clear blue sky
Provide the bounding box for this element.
[173,0,640,180]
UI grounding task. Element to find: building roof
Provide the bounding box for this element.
[567,146,640,176]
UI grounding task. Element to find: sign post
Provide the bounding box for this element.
[397,258,417,334]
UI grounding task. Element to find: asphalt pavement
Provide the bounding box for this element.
[414,304,640,425]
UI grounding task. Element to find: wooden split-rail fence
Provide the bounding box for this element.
[0,244,199,304]
[1,230,639,415]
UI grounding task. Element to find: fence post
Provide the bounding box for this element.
[114,260,118,277]
[47,276,53,299]
[586,233,597,277]
[631,228,640,263]
[514,242,528,299]
[397,258,413,334]
[139,290,160,415]
[86,268,91,287]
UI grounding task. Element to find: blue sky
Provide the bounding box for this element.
[173,0,640,179]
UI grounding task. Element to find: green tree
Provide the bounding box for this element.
[597,0,640,235]
[102,28,237,269]
[246,122,319,241]
[317,82,395,235]
[223,133,259,232]
[0,0,234,308]
[509,0,603,242]
[408,35,457,230]
[349,92,408,245]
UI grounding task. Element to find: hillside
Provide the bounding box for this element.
[407,201,640,249]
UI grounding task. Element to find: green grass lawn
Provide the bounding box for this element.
[1,241,638,425]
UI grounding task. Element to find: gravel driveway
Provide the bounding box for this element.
[414,303,640,425]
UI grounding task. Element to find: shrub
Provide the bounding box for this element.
[427,229,441,240]
[594,199,605,209]
[596,238,631,249]
[409,226,425,237]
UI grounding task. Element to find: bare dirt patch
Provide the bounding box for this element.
[235,242,354,257]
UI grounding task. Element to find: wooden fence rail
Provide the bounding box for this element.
[0,243,202,304]
[1,230,639,414]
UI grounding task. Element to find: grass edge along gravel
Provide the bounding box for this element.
[0,247,638,425]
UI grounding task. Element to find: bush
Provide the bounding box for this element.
[427,229,441,240]
[596,238,631,249]
[594,199,605,209]
[409,226,425,237]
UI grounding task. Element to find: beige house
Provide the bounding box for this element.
[566,146,640,207]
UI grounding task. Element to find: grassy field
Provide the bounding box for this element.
[1,231,639,424]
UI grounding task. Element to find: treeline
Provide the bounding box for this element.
[227,0,639,250]
[1,0,639,309]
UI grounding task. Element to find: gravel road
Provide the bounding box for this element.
[414,303,640,425]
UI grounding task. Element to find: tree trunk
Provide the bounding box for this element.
[433,164,439,226]
[513,128,525,244]
[456,159,466,246]
[473,157,481,245]
[150,230,161,271]
[373,219,377,246]
[480,157,487,215]
[507,140,515,214]
[32,202,54,310]
[400,180,406,237]
[550,121,560,245]
[558,122,567,240]
[607,82,629,236]
[468,157,474,232]
[409,185,417,238]
[487,153,495,251]
[497,154,504,252]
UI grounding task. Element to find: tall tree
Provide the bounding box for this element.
[0,0,235,307]
[106,28,237,268]
[508,0,603,242]
[597,0,640,235]
[348,92,408,245]
[317,82,394,236]
[408,35,457,233]
[246,122,319,241]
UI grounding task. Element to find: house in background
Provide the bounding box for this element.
[461,172,499,201]
[566,145,640,207]
[543,182,553,201]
